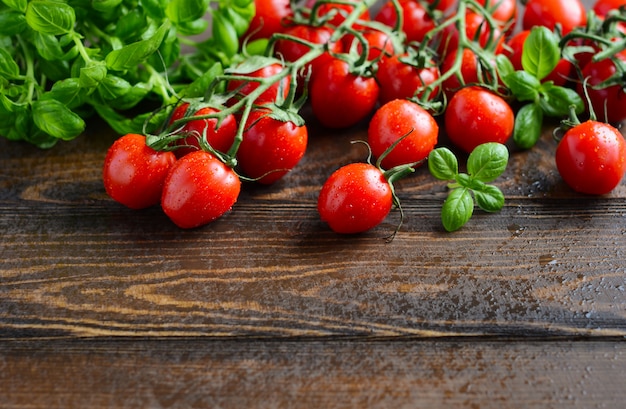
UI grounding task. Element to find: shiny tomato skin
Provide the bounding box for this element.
[227,62,290,105]
[374,0,436,44]
[441,49,499,98]
[594,0,626,16]
[368,99,438,169]
[522,0,586,35]
[243,0,292,41]
[577,52,626,124]
[161,151,241,229]
[310,58,380,129]
[274,24,343,76]
[555,121,626,195]
[444,86,514,153]
[237,109,308,184]
[103,133,177,210]
[376,54,440,104]
[318,163,393,234]
[169,103,238,158]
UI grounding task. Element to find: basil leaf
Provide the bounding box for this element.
[496,54,515,84]
[2,0,27,12]
[522,26,560,81]
[0,9,27,35]
[514,102,543,149]
[92,0,123,13]
[79,61,107,88]
[474,184,505,213]
[42,78,87,108]
[539,84,584,117]
[166,0,206,24]
[428,147,459,180]
[441,188,474,232]
[105,21,170,70]
[183,61,222,98]
[31,32,65,60]
[26,1,76,35]
[504,70,541,102]
[212,12,239,58]
[466,143,509,183]
[32,99,85,141]
[0,48,20,79]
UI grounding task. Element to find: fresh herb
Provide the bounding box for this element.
[428,143,509,232]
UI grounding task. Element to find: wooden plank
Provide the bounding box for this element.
[1,338,624,409]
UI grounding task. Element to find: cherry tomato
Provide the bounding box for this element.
[577,51,626,124]
[439,11,504,58]
[306,0,371,26]
[342,28,396,61]
[555,120,626,195]
[310,57,380,128]
[318,162,393,234]
[522,0,587,35]
[503,30,575,87]
[376,54,440,104]
[169,103,238,158]
[444,86,514,154]
[226,62,291,105]
[237,109,308,184]
[368,99,439,169]
[161,151,241,229]
[594,0,626,16]
[103,133,176,210]
[441,48,498,97]
[475,0,518,33]
[243,0,292,41]
[374,0,436,44]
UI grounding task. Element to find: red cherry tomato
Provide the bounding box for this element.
[522,0,587,35]
[577,51,626,124]
[310,57,380,128]
[318,162,393,234]
[161,151,241,229]
[444,86,514,153]
[475,0,518,33]
[594,0,626,16]
[374,0,436,44]
[243,0,292,41]
[368,99,439,169]
[169,103,238,158]
[441,48,498,97]
[555,120,626,195]
[227,62,291,105]
[342,28,396,61]
[237,109,308,184]
[103,133,176,210]
[503,30,575,87]
[439,11,504,58]
[306,0,370,26]
[376,54,440,104]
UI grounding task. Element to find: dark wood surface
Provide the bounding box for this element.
[3,0,626,407]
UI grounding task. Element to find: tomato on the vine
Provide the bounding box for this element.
[342,28,396,61]
[237,109,308,184]
[306,0,370,27]
[577,51,626,124]
[243,0,293,41]
[309,57,379,128]
[169,103,237,158]
[318,162,393,234]
[439,11,504,58]
[227,62,291,105]
[444,86,514,154]
[374,0,436,44]
[555,120,626,195]
[103,133,177,210]
[376,54,440,104]
[161,151,241,229]
[476,0,518,33]
[441,48,498,97]
[522,0,587,35]
[368,99,438,169]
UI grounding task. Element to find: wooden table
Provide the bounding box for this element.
[3,2,626,408]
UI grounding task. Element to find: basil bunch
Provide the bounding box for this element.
[0,0,254,148]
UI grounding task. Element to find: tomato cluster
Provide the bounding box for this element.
[103,0,626,234]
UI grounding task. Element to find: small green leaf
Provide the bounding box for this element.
[467,143,509,183]
[92,0,123,13]
[79,61,107,88]
[0,9,27,35]
[514,102,544,149]
[441,188,474,232]
[428,147,459,180]
[105,21,170,70]
[474,184,505,213]
[182,62,222,98]
[32,99,85,140]
[539,84,584,117]
[212,11,239,58]
[496,54,515,83]
[2,0,27,12]
[166,0,206,24]
[0,48,20,79]
[32,32,65,60]
[42,78,87,108]
[504,70,541,102]
[26,0,76,35]
[522,26,560,81]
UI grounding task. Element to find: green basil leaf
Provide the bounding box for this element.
[175,17,209,36]
[539,84,584,117]
[79,61,107,88]
[165,0,206,24]
[0,48,20,79]
[96,74,132,100]
[212,12,239,58]
[428,147,459,180]
[26,0,76,35]
[142,0,167,20]
[0,9,27,35]
[92,0,123,13]
[32,99,85,140]
[466,143,509,183]
[441,188,474,232]
[32,32,65,60]
[114,9,148,41]
[522,26,560,81]
[504,70,541,102]
[182,61,222,98]
[2,0,27,12]
[474,184,505,213]
[108,82,150,110]
[514,102,543,149]
[105,21,170,70]
[221,4,254,37]
[496,54,515,84]
[41,78,87,108]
